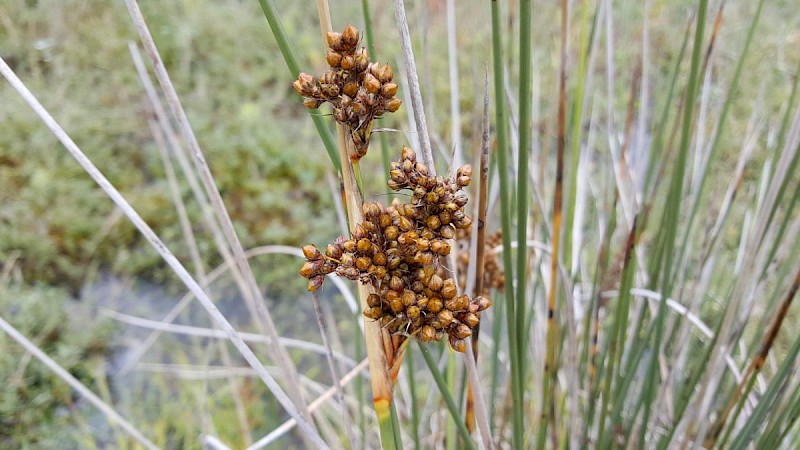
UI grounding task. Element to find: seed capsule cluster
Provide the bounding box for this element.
[456,228,506,296]
[299,148,492,352]
[292,24,401,159]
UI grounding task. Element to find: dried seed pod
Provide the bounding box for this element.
[303,98,322,109]
[386,97,402,112]
[462,312,480,328]
[402,289,416,306]
[389,275,404,291]
[364,72,381,93]
[440,224,456,239]
[326,50,342,67]
[431,240,450,256]
[302,244,321,260]
[376,64,393,83]
[474,296,493,311]
[367,293,382,308]
[449,335,466,352]
[293,72,315,95]
[364,306,383,319]
[453,323,472,339]
[355,257,371,270]
[342,24,359,49]
[373,252,387,266]
[357,238,372,253]
[446,294,470,312]
[342,81,358,97]
[308,275,324,292]
[428,274,443,291]
[440,278,457,299]
[326,31,342,48]
[437,309,454,326]
[380,82,398,97]
[355,47,370,72]
[390,298,405,313]
[343,239,357,253]
[407,305,420,318]
[420,325,437,342]
[428,298,444,313]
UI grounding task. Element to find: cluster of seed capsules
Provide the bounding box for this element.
[299,148,492,352]
[456,228,506,296]
[292,24,402,159]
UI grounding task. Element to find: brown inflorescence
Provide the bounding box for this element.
[299,147,492,352]
[292,24,402,160]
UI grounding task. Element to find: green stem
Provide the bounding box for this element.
[417,342,478,450]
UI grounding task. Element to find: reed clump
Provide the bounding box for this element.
[292,24,402,160]
[299,147,492,352]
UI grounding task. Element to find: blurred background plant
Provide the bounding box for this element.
[1,0,799,448]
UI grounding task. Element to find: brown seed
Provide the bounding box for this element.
[353,224,366,240]
[357,238,372,253]
[390,275,404,291]
[407,305,420,318]
[428,274,443,291]
[325,244,342,259]
[373,252,387,266]
[355,257,371,270]
[431,240,450,256]
[340,253,354,267]
[386,97,402,112]
[453,323,472,339]
[390,298,404,313]
[302,244,321,260]
[303,98,322,109]
[440,224,456,239]
[462,312,480,328]
[326,50,342,67]
[326,32,342,48]
[373,267,387,279]
[439,211,452,224]
[425,191,439,204]
[340,81,357,97]
[380,82,398,97]
[397,216,413,231]
[364,306,383,319]
[367,293,382,307]
[456,216,473,229]
[449,335,466,353]
[293,72,315,95]
[446,294,470,312]
[355,48,369,72]
[342,24,359,49]
[384,225,399,241]
[441,279,457,299]
[420,325,437,342]
[438,309,454,325]
[343,239,357,253]
[376,64,393,83]
[428,298,444,313]
[416,238,430,251]
[416,296,429,310]
[385,290,400,303]
[364,72,381,93]
[402,290,416,306]
[414,251,434,265]
[299,261,317,278]
[402,147,416,162]
[475,296,493,311]
[308,275,324,292]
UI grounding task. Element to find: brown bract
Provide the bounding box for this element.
[299,148,492,352]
